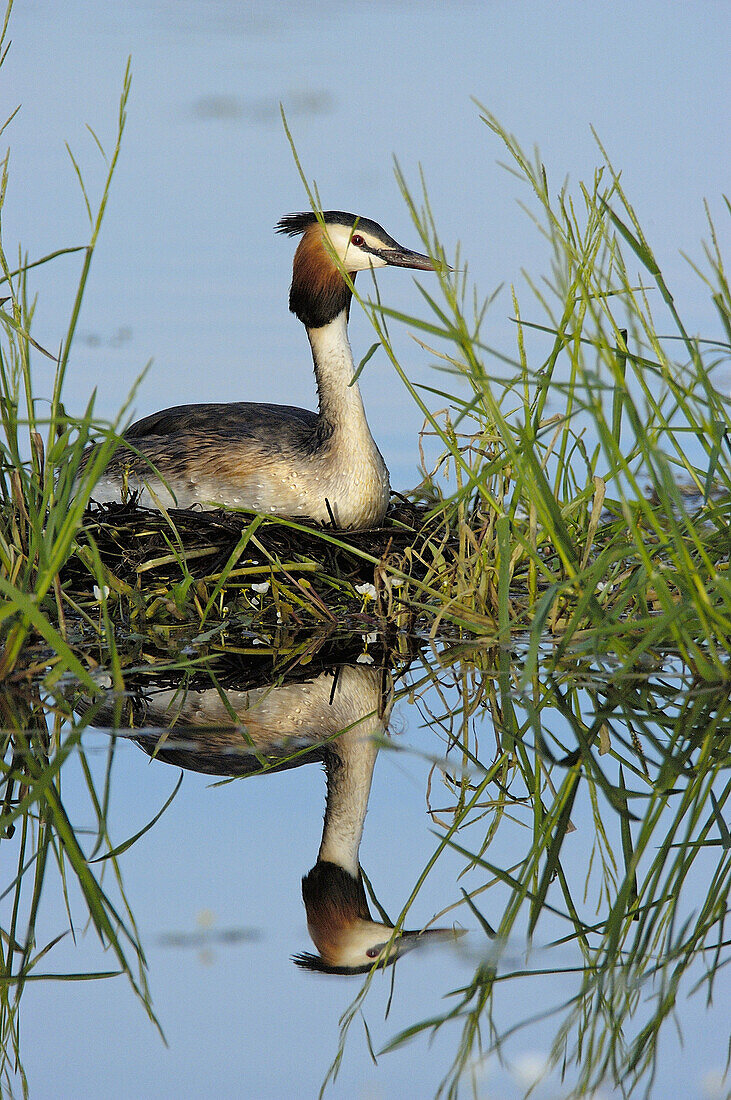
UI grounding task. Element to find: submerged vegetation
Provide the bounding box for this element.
[1,20,729,1100]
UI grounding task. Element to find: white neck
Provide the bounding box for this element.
[317,724,380,877]
[307,312,371,439]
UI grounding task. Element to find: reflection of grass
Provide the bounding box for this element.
[1,7,730,1093]
[0,683,161,1092]
[363,644,731,1098]
[356,642,725,1100]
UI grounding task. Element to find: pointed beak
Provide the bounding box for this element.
[377,245,437,271]
[387,924,466,959]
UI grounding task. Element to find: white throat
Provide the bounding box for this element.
[317,725,380,877]
[307,312,369,434]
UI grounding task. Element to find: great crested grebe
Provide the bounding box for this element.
[85,664,457,973]
[87,212,435,529]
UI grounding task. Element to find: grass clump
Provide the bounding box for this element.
[352,110,730,678]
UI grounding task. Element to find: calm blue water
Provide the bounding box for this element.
[6,1,730,480]
[4,2,731,1097]
[10,662,731,1100]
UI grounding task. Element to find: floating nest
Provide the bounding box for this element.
[61,495,459,638]
[68,495,447,580]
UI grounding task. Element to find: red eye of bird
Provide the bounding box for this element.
[351,234,365,247]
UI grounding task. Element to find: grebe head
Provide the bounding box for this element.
[294,860,460,975]
[276,210,435,275]
[277,211,435,329]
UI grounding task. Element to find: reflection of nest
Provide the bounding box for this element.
[81,657,396,780]
[112,637,407,694]
[67,496,449,588]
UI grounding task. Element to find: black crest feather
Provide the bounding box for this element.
[276,211,393,240]
[292,951,377,976]
[276,211,319,237]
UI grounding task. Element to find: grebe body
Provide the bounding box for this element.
[88,212,434,529]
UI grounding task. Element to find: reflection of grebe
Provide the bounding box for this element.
[97,665,455,973]
[86,212,435,528]
[295,711,452,975]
